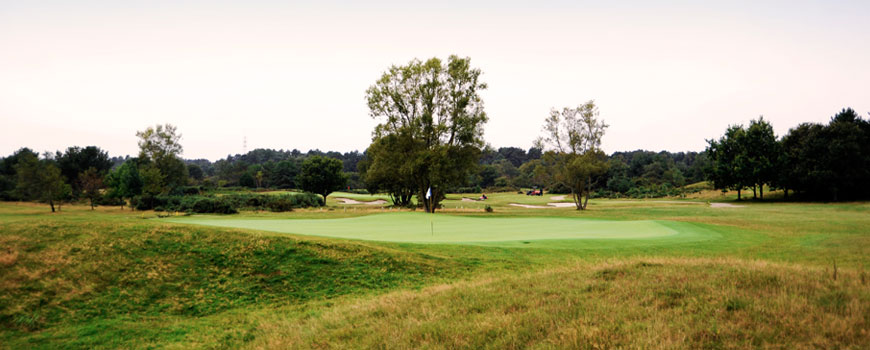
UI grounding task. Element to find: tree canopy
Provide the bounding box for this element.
[137,124,188,190]
[298,156,347,204]
[536,101,609,210]
[364,55,488,212]
[14,152,69,212]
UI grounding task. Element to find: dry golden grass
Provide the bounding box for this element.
[248,258,870,350]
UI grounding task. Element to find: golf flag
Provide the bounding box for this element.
[425,187,432,199]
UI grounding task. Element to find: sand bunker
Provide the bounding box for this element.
[510,202,576,209]
[709,203,745,208]
[334,197,388,205]
[461,197,481,202]
[550,195,567,201]
[604,200,704,205]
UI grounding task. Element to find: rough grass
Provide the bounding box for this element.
[0,204,474,348]
[0,196,868,349]
[253,258,870,350]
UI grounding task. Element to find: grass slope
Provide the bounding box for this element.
[1,197,868,349]
[0,204,475,348]
[257,258,870,349]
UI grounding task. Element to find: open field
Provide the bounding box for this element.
[1,195,869,349]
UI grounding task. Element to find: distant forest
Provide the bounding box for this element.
[125,146,707,198]
[2,108,868,206]
[0,145,705,201]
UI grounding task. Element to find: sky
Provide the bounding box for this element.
[1,0,868,161]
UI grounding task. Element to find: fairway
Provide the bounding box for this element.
[162,212,716,244]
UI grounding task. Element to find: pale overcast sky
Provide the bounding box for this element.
[1,1,868,160]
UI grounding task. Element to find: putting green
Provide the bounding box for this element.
[162,212,719,244]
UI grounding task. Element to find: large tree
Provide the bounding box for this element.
[55,146,112,195]
[268,159,299,189]
[536,101,609,210]
[706,125,750,200]
[0,148,39,200]
[136,124,188,190]
[743,117,780,199]
[79,167,104,210]
[777,108,870,200]
[105,160,143,209]
[14,152,69,212]
[364,55,488,213]
[298,156,346,205]
[359,135,417,207]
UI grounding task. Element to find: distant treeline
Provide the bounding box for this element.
[707,108,870,201]
[2,108,867,207]
[142,146,707,199]
[0,144,707,204]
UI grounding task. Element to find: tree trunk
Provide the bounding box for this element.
[90,199,95,210]
[430,188,438,213]
[784,188,789,199]
[759,184,763,200]
[49,199,55,212]
[582,178,591,210]
[737,189,741,200]
[752,185,757,199]
[571,187,581,210]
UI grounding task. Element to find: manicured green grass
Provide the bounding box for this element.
[162,212,718,245]
[327,191,392,201]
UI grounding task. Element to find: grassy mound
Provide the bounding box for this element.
[1,199,868,349]
[253,258,870,349]
[0,207,472,347]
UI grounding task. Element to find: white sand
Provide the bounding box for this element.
[461,197,480,202]
[510,202,577,209]
[550,195,567,201]
[548,202,576,208]
[709,202,745,208]
[604,200,704,204]
[334,197,388,205]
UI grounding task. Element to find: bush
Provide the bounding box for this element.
[452,187,478,194]
[213,198,237,214]
[547,183,572,194]
[484,186,519,193]
[96,194,125,206]
[191,198,214,213]
[266,198,294,212]
[484,205,493,213]
[126,192,321,214]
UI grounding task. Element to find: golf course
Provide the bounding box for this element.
[3,2,869,347]
[2,191,868,349]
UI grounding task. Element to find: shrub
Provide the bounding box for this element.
[547,183,572,194]
[266,198,294,212]
[452,187,478,194]
[212,198,237,214]
[484,205,493,213]
[125,192,319,214]
[484,186,519,193]
[191,198,214,213]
